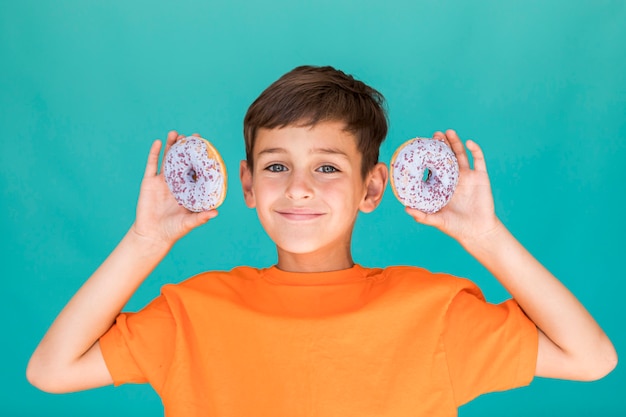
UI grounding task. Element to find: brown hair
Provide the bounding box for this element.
[243,65,388,178]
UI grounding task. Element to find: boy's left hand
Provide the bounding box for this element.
[408,132,617,382]
[405,130,501,243]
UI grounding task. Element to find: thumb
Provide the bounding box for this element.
[405,207,444,229]
[182,210,218,232]
[196,209,219,225]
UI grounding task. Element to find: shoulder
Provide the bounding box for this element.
[358,265,487,315]
[181,266,264,285]
[159,266,265,299]
[372,265,482,296]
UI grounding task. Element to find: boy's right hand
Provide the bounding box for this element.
[132,131,218,247]
[27,131,220,394]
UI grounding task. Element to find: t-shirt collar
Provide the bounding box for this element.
[262,264,369,286]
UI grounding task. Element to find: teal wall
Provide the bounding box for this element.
[2,1,624,415]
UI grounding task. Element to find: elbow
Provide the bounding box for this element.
[575,338,619,382]
[538,331,618,381]
[26,357,50,393]
[26,358,45,392]
[26,355,65,394]
[585,344,618,381]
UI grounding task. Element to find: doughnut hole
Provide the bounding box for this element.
[422,167,433,182]
[187,168,198,183]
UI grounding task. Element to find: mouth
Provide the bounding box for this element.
[275,209,325,221]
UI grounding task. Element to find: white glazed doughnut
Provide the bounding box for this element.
[163,136,227,212]
[390,137,459,214]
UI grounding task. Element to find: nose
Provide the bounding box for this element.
[285,170,314,200]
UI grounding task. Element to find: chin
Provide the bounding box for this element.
[276,241,327,255]
[272,235,339,256]
[265,226,352,260]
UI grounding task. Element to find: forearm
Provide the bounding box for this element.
[413,131,616,379]
[459,220,617,379]
[29,227,171,380]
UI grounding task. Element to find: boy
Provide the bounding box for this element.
[27,66,617,416]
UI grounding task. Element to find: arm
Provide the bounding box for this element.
[407,130,617,381]
[26,131,217,393]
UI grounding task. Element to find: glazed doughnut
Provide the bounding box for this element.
[390,137,459,213]
[163,136,227,212]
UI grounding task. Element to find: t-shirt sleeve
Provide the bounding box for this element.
[99,295,176,392]
[443,283,538,406]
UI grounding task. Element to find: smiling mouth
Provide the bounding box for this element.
[276,210,325,221]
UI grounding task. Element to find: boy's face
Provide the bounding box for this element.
[240,121,387,271]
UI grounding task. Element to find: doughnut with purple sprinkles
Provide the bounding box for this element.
[390,137,459,214]
[163,136,227,212]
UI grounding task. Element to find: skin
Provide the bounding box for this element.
[26,125,617,394]
[414,131,617,380]
[26,132,215,392]
[239,121,387,272]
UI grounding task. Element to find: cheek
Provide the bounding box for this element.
[252,179,281,205]
[321,181,362,206]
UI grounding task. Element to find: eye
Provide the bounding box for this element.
[265,163,288,173]
[317,165,339,174]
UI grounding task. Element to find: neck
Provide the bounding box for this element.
[276,245,354,273]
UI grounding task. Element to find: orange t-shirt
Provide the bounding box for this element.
[99,265,537,417]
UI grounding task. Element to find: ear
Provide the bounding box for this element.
[359,162,388,213]
[239,160,256,208]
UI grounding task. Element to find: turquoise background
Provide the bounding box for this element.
[2,0,624,415]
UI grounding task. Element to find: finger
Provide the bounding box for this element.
[182,209,219,232]
[192,133,201,137]
[432,131,450,148]
[405,206,444,229]
[405,206,427,223]
[144,140,162,178]
[163,130,180,156]
[445,129,470,170]
[200,209,219,222]
[466,140,487,172]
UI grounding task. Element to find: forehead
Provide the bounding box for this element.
[254,121,358,155]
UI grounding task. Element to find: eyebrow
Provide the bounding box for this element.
[256,147,349,158]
